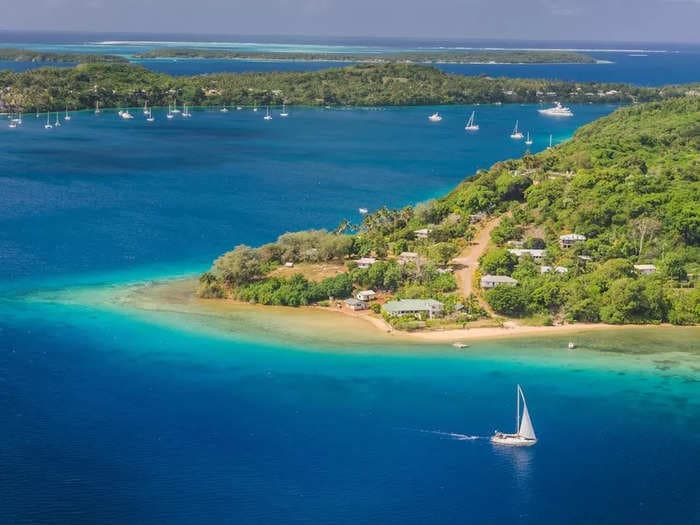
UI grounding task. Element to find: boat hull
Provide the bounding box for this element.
[490,434,537,447]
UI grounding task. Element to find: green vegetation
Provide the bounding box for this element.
[202,96,700,326]
[1,62,698,112]
[0,48,128,63]
[135,48,597,64]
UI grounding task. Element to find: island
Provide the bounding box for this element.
[134,48,598,64]
[0,48,128,64]
[195,96,700,333]
[1,62,698,112]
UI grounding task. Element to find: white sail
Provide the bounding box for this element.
[518,386,536,440]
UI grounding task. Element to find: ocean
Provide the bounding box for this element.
[0,35,699,524]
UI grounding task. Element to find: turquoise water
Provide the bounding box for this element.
[0,84,698,521]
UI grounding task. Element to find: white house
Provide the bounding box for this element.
[560,233,587,248]
[355,257,377,269]
[541,265,568,274]
[634,264,657,275]
[480,275,518,289]
[508,248,546,262]
[344,298,368,311]
[413,228,432,239]
[356,290,376,302]
[382,299,444,319]
[284,261,295,268]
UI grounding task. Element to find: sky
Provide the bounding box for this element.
[2,0,700,43]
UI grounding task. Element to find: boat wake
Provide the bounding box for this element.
[415,429,483,441]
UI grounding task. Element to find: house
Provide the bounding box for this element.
[541,265,568,274]
[355,257,377,269]
[469,213,486,223]
[578,255,593,262]
[508,248,546,262]
[356,290,376,302]
[480,274,518,289]
[398,252,419,264]
[344,298,368,311]
[413,228,432,239]
[436,267,453,274]
[634,264,657,275]
[559,233,587,248]
[382,299,444,319]
[284,261,295,268]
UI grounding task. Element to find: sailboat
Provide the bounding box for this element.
[428,112,442,122]
[280,104,289,118]
[146,110,155,122]
[143,101,150,115]
[525,132,533,146]
[464,110,479,131]
[264,106,272,120]
[253,104,259,112]
[491,385,537,447]
[64,107,71,121]
[54,112,61,127]
[166,104,174,119]
[547,134,553,149]
[182,104,192,118]
[44,112,53,129]
[95,101,101,114]
[171,101,181,114]
[510,120,523,140]
[220,105,229,113]
[8,114,17,128]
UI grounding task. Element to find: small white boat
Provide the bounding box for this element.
[538,101,574,117]
[143,101,150,115]
[146,111,155,122]
[491,385,537,447]
[54,112,61,127]
[171,102,181,114]
[280,104,289,118]
[120,109,134,120]
[95,101,101,114]
[510,120,523,140]
[464,110,479,131]
[358,208,369,215]
[182,104,192,118]
[263,106,272,120]
[452,342,469,349]
[8,116,17,128]
[64,107,71,121]
[236,106,243,110]
[568,341,576,350]
[220,106,229,113]
[428,112,442,122]
[44,112,53,129]
[525,132,533,146]
[166,104,174,119]
[253,104,259,112]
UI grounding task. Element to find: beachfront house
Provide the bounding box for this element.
[344,298,369,311]
[634,264,657,275]
[356,290,376,302]
[559,233,587,248]
[382,299,444,319]
[508,248,546,263]
[541,265,568,274]
[398,252,419,265]
[355,257,377,270]
[413,228,432,239]
[480,274,518,289]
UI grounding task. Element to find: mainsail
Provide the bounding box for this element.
[518,386,536,440]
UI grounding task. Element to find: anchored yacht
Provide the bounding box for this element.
[538,102,574,117]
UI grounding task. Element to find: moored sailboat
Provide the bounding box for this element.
[428,112,442,122]
[44,112,53,129]
[491,385,537,447]
[280,104,289,118]
[464,110,479,131]
[510,120,523,140]
[264,106,272,120]
[525,132,533,145]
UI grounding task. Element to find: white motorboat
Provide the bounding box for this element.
[428,112,442,122]
[538,101,574,117]
[491,385,537,447]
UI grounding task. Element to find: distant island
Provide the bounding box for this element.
[1,62,698,112]
[134,48,598,65]
[0,48,128,64]
[197,96,700,330]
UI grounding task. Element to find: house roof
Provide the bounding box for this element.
[355,257,377,264]
[399,251,418,258]
[508,248,546,258]
[414,228,432,235]
[634,264,657,270]
[382,299,444,313]
[357,289,376,295]
[481,274,518,283]
[560,233,587,241]
[345,298,367,307]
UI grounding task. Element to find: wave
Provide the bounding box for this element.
[416,429,482,441]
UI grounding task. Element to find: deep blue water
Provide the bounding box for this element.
[0,104,614,287]
[0,36,699,524]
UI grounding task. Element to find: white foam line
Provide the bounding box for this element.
[416,429,483,440]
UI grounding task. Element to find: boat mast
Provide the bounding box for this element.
[516,384,521,434]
